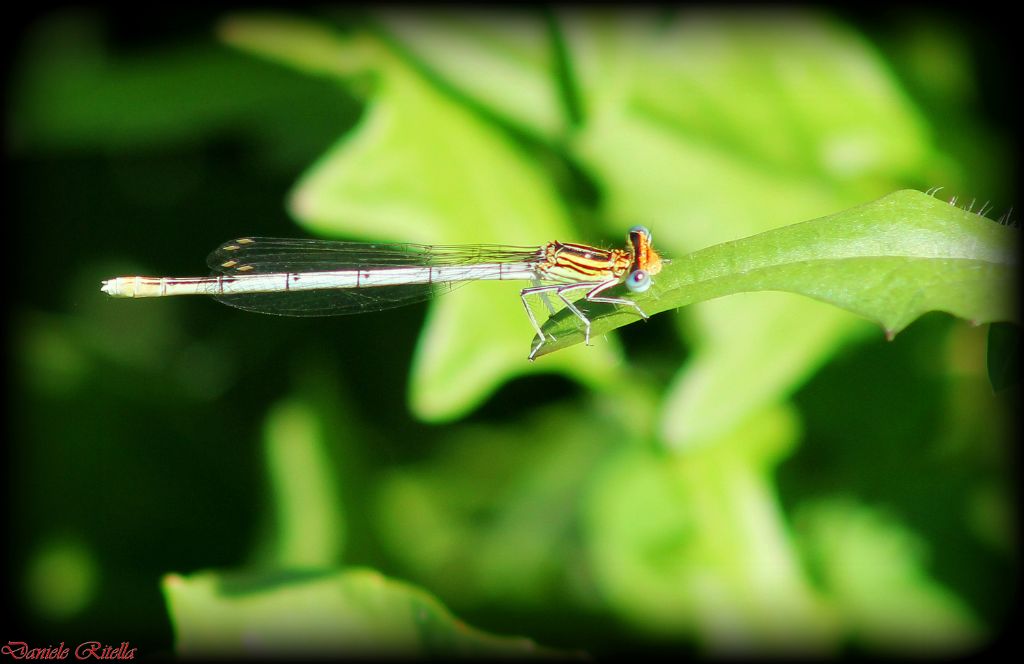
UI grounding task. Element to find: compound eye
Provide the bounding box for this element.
[625,269,652,293]
[628,225,652,243]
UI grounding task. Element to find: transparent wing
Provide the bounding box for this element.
[206,237,542,317]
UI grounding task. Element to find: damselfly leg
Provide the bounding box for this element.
[522,278,652,360]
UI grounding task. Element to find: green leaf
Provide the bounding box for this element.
[795,499,983,654]
[565,10,933,190]
[163,568,565,657]
[533,190,1018,358]
[373,10,566,138]
[373,405,623,608]
[257,399,344,568]
[584,405,841,653]
[219,13,374,80]
[221,13,618,421]
[659,293,873,450]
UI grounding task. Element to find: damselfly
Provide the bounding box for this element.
[101,226,663,359]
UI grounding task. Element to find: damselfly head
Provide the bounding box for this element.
[627,226,662,277]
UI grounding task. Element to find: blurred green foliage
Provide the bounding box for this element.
[7,7,1016,658]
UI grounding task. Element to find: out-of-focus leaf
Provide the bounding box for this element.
[660,293,872,450]
[373,10,566,138]
[795,499,983,654]
[258,399,344,568]
[373,404,624,609]
[163,568,564,657]
[566,10,933,194]
[534,191,1018,358]
[887,20,1013,209]
[780,314,1013,617]
[221,13,617,421]
[584,405,841,654]
[219,13,373,79]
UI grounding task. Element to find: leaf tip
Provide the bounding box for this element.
[162,573,185,592]
[288,185,316,221]
[215,13,270,48]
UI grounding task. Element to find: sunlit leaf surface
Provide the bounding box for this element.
[534,190,1017,357]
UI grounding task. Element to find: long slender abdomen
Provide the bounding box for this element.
[100,264,539,298]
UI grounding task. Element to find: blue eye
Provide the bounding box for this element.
[625,269,651,293]
[628,225,652,243]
